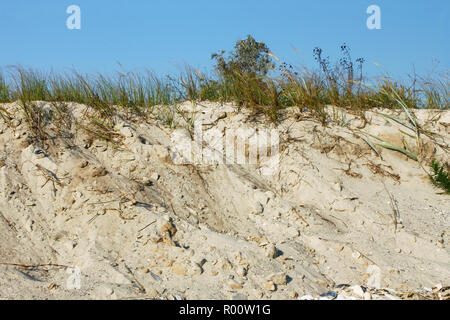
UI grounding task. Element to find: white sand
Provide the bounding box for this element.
[0,101,448,300]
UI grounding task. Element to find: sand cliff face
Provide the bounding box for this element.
[0,101,448,300]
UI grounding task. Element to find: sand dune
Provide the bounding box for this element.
[0,101,448,299]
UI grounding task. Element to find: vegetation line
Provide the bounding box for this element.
[0,35,448,193]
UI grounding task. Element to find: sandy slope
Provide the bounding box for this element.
[0,101,448,300]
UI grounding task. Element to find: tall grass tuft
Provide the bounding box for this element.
[13,67,50,102]
[0,70,13,103]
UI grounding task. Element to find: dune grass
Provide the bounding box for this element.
[0,57,446,142]
[1,60,447,123]
[0,71,12,103]
[0,61,447,149]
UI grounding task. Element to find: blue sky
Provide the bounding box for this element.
[0,0,448,78]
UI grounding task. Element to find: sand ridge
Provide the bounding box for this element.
[0,101,448,299]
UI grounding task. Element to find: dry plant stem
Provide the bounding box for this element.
[383,184,400,234]
[0,262,69,269]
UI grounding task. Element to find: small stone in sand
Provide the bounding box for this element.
[227,279,243,290]
[267,272,287,285]
[265,244,278,259]
[264,281,276,291]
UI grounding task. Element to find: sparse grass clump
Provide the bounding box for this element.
[429,159,450,194]
[420,75,449,110]
[0,71,13,103]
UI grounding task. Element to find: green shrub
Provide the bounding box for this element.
[212,35,275,78]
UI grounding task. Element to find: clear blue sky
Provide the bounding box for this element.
[0,0,448,78]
